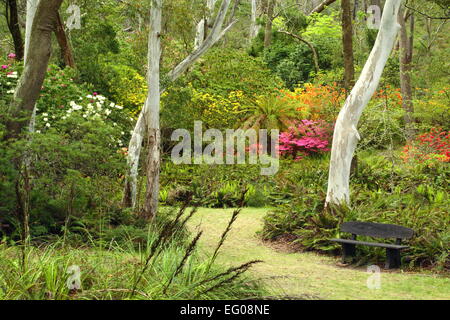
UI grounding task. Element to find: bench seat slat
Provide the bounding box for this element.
[331,238,409,250]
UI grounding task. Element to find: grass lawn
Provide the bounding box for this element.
[189,208,450,300]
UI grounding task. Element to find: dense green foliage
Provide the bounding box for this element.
[260,155,449,270]
[0,0,449,301]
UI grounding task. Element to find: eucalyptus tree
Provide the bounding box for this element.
[24,0,39,63]
[195,0,218,48]
[250,0,261,39]
[326,0,404,206]
[123,0,237,211]
[142,0,162,219]
[264,0,275,47]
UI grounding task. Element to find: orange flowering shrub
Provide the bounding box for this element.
[277,84,346,122]
[373,84,403,107]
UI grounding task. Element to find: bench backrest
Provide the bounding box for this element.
[341,222,414,240]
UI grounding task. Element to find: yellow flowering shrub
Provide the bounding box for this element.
[106,65,148,117]
[191,89,249,129]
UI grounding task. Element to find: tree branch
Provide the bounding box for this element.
[310,0,337,15]
[404,2,449,20]
[277,30,320,73]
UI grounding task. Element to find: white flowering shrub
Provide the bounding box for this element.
[0,57,19,97]
[36,93,132,148]
[1,55,132,149]
[1,54,136,237]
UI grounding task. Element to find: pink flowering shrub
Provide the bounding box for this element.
[279,120,333,160]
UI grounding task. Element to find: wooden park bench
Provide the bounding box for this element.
[331,222,414,269]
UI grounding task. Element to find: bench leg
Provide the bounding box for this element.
[386,248,401,269]
[342,243,356,263]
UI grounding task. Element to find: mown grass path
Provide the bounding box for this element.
[189,208,450,300]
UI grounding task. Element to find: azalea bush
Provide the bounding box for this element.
[277,84,345,122]
[279,120,333,160]
[0,53,19,97]
[36,65,88,112]
[0,57,132,238]
[402,128,450,167]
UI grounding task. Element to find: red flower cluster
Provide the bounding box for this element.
[402,128,450,164]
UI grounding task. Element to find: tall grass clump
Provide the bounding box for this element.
[0,205,266,300]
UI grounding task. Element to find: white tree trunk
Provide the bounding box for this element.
[326,0,403,206]
[25,0,39,133]
[25,0,39,63]
[250,0,260,39]
[142,0,162,219]
[194,0,218,49]
[123,0,235,208]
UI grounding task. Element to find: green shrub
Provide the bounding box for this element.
[0,103,129,240]
[358,91,406,151]
[188,48,282,97]
[260,155,450,270]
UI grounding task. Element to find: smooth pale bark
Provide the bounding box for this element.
[25,0,39,133]
[123,0,235,208]
[24,0,39,63]
[250,0,260,39]
[6,0,63,139]
[142,0,162,219]
[399,9,415,140]
[264,0,275,48]
[195,0,218,49]
[5,0,24,61]
[326,0,403,206]
[341,0,355,90]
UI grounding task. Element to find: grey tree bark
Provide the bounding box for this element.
[399,8,415,140]
[310,0,337,14]
[264,0,275,48]
[195,0,218,49]
[341,0,355,91]
[6,0,63,139]
[142,0,162,220]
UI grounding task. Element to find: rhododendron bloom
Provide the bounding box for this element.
[279,120,332,160]
[7,53,16,59]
